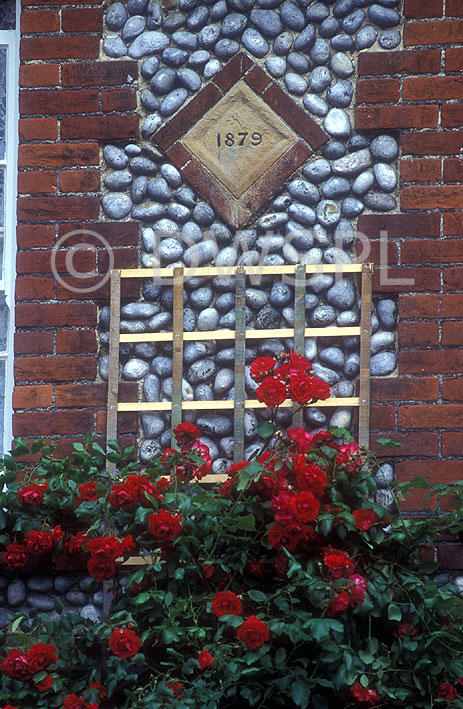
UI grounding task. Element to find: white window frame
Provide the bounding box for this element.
[0,6,19,455]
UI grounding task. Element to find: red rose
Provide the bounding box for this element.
[89,681,107,699]
[76,482,99,507]
[1,648,32,681]
[287,427,314,453]
[25,530,53,556]
[294,458,327,498]
[109,484,137,510]
[323,549,355,578]
[126,474,160,505]
[336,441,362,473]
[352,509,380,531]
[256,377,287,408]
[236,616,269,649]
[148,509,182,540]
[245,558,264,578]
[63,695,87,709]
[35,674,53,692]
[349,575,367,606]
[17,482,48,506]
[327,590,350,616]
[65,531,87,555]
[289,373,327,405]
[270,492,293,524]
[86,535,131,560]
[198,649,213,670]
[173,422,200,447]
[268,522,312,551]
[211,591,242,618]
[434,682,457,700]
[290,490,320,523]
[87,556,116,581]
[350,681,380,705]
[3,542,29,568]
[249,356,276,382]
[109,628,141,659]
[394,620,419,639]
[51,525,64,543]
[274,351,312,380]
[167,680,184,699]
[27,642,57,672]
[3,705,17,709]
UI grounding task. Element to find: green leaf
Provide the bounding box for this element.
[218,615,243,628]
[73,442,85,452]
[291,681,310,708]
[11,615,25,633]
[235,514,256,531]
[91,443,106,457]
[257,422,277,440]
[31,437,45,454]
[275,647,286,665]
[134,593,151,605]
[388,603,402,622]
[375,437,402,448]
[164,591,173,607]
[33,670,47,683]
[359,650,374,664]
[247,590,267,603]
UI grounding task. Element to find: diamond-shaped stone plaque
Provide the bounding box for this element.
[182,81,297,199]
[152,53,329,228]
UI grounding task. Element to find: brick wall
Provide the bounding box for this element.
[15,0,139,456]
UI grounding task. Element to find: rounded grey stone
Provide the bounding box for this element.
[323,141,347,159]
[316,199,341,227]
[121,302,159,319]
[375,462,394,488]
[258,211,289,231]
[327,79,354,107]
[188,6,210,31]
[371,331,396,355]
[209,221,232,245]
[356,24,378,50]
[122,14,146,41]
[332,148,372,176]
[303,158,331,183]
[312,223,329,247]
[151,67,176,95]
[158,237,183,264]
[102,193,132,219]
[132,203,165,221]
[183,342,210,364]
[306,2,330,22]
[130,156,158,174]
[379,29,401,49]
[134,342,157,359]
[342,197,365,218]
[352,170,374,195]
[319,16,340,38]
[342,8,365,33]
[245,289,268,310]
[104,170,133,191]
[140,439,162,463]
[244,409,258,440]
[373,162,397,192]
[167,202,191,222]
[288,203,316,226]
[195,383,214,400]
[66,590,87,606]
[120,320,146,335]
[287,51,310,73]
[222,12,248,37]
[104,144,129,170]
[229,0,255,10]
[216,246,238,267]
[103,34,128,57]
[266,56,287,77]
[294,23,316,51]
[198,307,219,330]
[256,306,282,328]
[376,489,394,510]
[323,108,351,139]
[142,281,162,302]
[106,2,128,30]
[274,31,293,55]
[189,358,217,383]
[28,594,56,612]
[142,412,164,437]
[330,51,354,78]
[189,49,211,67]
[326,278,356,310]
[242,27,270,56]
[177,186,197,208]
[173,30,198,50]
[154,218,179,234]
[161,88,188,117]
[190,286,214,310]
[309,37,330,64]
[214,368,234,395]
[159,164,182,188]
[183,307,197,331]
[99,354,109,380]
[250,8,283,36]
[132,175,150,205]
[280,1,305,30]
[310,304,337,326]
[184,240,218,266]
[288,179,319,205]
[307,273,334,293]
[370,351,397,376]
[349,134,371,150]
[377,298,397,329]
[256,339,286,358]
[319,346,345,369]
[215,38,241,59]
[344,352,360,379]
[324,246,352,264]
[309,66,331,93]
[146,0,162,28]
[125,143,142,157]
[286,227,314,250]
[128,31,170,58]
[148,177,171,202]
[199,23,221,48]
[123,358,150,380]
[27,577,53,593]
[257,234,284,252]
[193,203,214,225]
[330,33,354,51]
[337,379,355,397]
[270,281,292,307]
[128,0,149,13]
[143,373,161,401]
[305,407,328,427]
[364,192,397,212]
[162,11,186,32]
[334,219,355,249]
[175,67,201,91]
[54,576,76,594]
[162,47,189,67]
[312,361,340,384]
[211,0,228,21]
[322,176,350,199]
[151,356,173,377]
[368,4,400,28]
[334,0,354,18]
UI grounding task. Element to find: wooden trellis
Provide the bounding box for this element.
[106,263,373,479]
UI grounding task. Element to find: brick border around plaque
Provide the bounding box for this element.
[152,52,329,229]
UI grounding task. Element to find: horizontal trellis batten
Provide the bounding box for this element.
[106,263,373,467]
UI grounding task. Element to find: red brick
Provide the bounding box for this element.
[400,294,463,318]
[56,330,97,354]
[357,236,398,265]
[370,431,438,458]
[442,432,463,455]
[13,385,53,409]
[356,78,399,104]
[401,186,463,210]
[447,0,463,15]
[446,48,463,70]
[399,404,463,427]
[401,158,441,183]
[20,8,59,32]
[17,196,99,221]
[212,52,253,92]
[370,405,395,430]
[13,411,94,436]
[262,82,328,150]
[443,377,463,400]
[19,118,58,141]
[438,544,463,569]
[62,7,103,31]
[98,247,138,273]
[19,64,60,89]
[442,104,463,128]
[405,0,444,17]
[17,249,96,275]
[21,36,99,61]
[62,61,138,87]
[405,76,463,101]
[441,321,463,345]
[397,460,463,484]
[358,49,441,75]
[404,19,463,45]
[356,105,438,130]
[244,64,272,94]
[20,89,99,116]
[18,170,57,194]
[402,131,463,156]
[373,267,440,293]
[15,356,96,382]
[101,88,137,112]
[444,158,463,181]
[371,376,438,402]
[60,169,100,193]
[56,383,106,408]
[444,267,463,291]
[14,331,54,355]
[399,322,440,347]
[15,276,55,301]
[96,410,138,436]
[444,212,463,235]
[400,350,463,375]
[57,221,139,247]
[18,143,98,168]
[15,303,96,328]
[17,225,54,249]
[60,115,139,140]
[358,213,440,239]
[56,276,110,301]
[402,238,463,263]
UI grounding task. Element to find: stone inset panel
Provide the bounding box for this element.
[153,53,327,228]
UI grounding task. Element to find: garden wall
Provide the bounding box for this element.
[13,0,463,570]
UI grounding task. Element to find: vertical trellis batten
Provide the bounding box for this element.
[358,263,373,449]
[106,269,122,475]
[233,267,247,462]
[293,264,306,428]
[171,267,185,448]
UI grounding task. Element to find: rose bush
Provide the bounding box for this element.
[0,352,462,706]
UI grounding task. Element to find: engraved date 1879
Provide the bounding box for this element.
[217,131,263,147]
